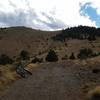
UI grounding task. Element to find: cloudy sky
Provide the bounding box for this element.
[0,0,100,30]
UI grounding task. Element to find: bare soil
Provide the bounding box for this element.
[0,61,100,100]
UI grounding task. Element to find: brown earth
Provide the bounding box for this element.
[0,27,100,100]
[0,27,100,59]
[0,60,100,100]
[0,27,58,57]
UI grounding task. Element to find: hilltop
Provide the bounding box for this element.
[0,26,100,60]
[0,26,59,57]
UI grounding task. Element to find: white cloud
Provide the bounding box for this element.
[81,0,100,16]
[0,0,99,30]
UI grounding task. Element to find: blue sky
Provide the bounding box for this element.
[0,0,100,30]
[80,2,100,27]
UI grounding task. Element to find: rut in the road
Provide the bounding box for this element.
[1,62,98,100]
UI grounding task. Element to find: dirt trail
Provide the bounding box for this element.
[0,61,99,100]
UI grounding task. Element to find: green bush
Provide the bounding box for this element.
[69,52,75,60]
[45,49,58,62]
[77,48,93,59]
[0,54,13,65]
[19,50,30,60]
[92,68,100,74]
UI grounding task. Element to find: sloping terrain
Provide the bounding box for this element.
[0,61,100,100]
[0,26,100,100]
[0,27,58,57]
[0,27,100,60]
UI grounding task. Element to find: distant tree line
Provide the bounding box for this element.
[52,25,100,41]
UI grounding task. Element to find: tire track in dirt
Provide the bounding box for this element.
[1,61,97,100]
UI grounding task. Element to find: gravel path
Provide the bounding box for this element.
[0,61,99,100]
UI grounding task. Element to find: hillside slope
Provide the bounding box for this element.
[0,26,100,60]
[0,27,58,57]
[0,26,100,100]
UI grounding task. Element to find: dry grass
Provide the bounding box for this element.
[72,55,100,66]
[86,86,100,100]
[0,65,16,95]
[0,63,38,95]
[0,27,100,99]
